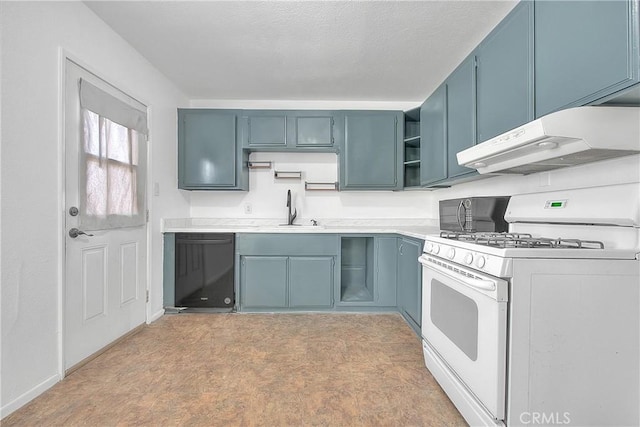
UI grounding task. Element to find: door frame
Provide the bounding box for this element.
[57,48,152,378]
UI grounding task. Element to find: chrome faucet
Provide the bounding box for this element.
[286,189,297,225]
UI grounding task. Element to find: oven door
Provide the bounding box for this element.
[419,254,508,421]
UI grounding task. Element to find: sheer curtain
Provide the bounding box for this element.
[79,79,147,230]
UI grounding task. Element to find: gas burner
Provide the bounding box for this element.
[440,231,533,241]
[439,231,605,249]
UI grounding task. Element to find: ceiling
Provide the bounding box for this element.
[85,1,517,103]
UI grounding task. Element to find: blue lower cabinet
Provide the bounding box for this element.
[289,257,334,308]
[337,235,398,307]
[375,237,398,307]
[239,254,335,311]
[397,237,423,334]
[241,256,288,309]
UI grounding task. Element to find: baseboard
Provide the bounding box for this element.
[65,323,145,376]
[148,308,164,323]
[0,373,61,420]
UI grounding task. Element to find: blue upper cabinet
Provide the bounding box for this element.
[535,0,640,117]
[293,113,336,148]
[178,109,248,190]
[246,113,287,147]
[476,1,534,142]
[446,55,477,180]
[340,111,403,190]
[242,110,340,152]
[420,84,447,186]
[420,55,477,187]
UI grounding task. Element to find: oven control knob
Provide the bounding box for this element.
[433,245,440,254]
[475,256,486,269]
[447,248,456,259]
[464,253,474,265]
[425,242,433,253]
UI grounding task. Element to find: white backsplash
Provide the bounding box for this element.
[188,152,432,219]
[188,152,639,223]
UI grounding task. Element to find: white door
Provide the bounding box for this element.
[64,59,147,371]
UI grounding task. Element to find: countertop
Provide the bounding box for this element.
[163,218,440,241]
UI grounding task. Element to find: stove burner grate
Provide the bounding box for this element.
[439,231,605,249]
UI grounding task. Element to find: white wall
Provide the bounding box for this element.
[0,1,189,416]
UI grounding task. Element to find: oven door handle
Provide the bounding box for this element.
[418,255,496,292]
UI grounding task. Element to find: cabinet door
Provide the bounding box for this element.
[375,237,398,307]
[446,56,477,179]
[420,84,447,186]
[477,1,534,142]
[535,0,640,117]
[293,115,334,148]
[241,256,287,308]
[398,238,423,330]
[246,114,287,147]
[341,111,402,190]
[178,110,237,188]
[289,257,333,308]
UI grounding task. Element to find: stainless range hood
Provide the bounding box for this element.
[457,106,640,175]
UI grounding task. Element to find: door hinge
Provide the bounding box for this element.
[146,210,149,223]
[146,290,149,303]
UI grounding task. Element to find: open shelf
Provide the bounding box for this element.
[340,237,374,303]
[403,107,421,188]
[404,135,421,146]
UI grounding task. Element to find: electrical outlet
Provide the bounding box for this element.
[244,204,252,214]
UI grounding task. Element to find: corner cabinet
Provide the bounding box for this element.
[397,237,423,335]
[337,235,398,308]
[178,109,248,190]
[535,0,640,117]
[241,110,341,152]
[340,111,403,191]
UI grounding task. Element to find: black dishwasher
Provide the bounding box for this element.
[175,233,234,309]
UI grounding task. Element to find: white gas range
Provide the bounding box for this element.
[419,183,640,427]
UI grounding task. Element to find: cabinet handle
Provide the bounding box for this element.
[399,243,404,256]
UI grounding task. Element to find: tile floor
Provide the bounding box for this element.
[3,313,466,426]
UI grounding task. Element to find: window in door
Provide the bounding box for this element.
[79,79,147,230]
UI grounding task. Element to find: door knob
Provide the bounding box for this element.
[69,228,94,238]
